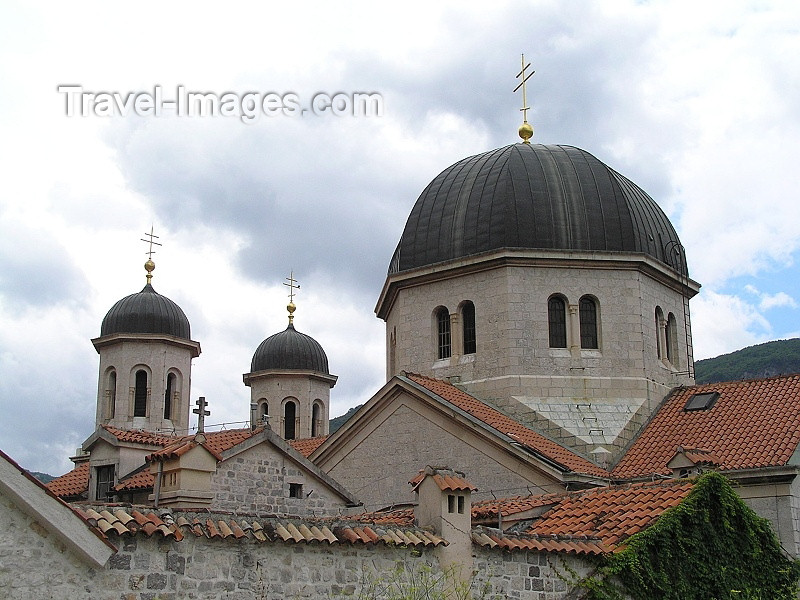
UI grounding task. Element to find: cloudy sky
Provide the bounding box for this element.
[1,1,798,476]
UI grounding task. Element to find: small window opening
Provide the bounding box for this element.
[666,312,678,365]
[107,370,116,419]
[447,494,456,513]
[260,401,269,424]
[548,296,567,348]
[164,373,175,420]
[95,465,115,501]
[289,483,303,499]
[437,308,451,360]
[284,400,297,440]
[579,296,598,349]
[457,495,465,514]
[655,307,664,359]
[462,301,476,355]
[312,402,321,437]
[684,392,720,412]
[134,370,148,417]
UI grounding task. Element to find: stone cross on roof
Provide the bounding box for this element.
[193,396,210,433]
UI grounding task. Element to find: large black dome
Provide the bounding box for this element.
[389,144,685,274]
[251,324,329,373]
[101,284,191,340]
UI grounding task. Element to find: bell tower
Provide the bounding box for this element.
[92,230,200,434]
[243,274,337,440]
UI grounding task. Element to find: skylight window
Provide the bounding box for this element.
[684,392,719,412]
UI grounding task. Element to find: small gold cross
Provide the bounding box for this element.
[513,54,535,143]
[284,271,300,303]
[140,225,162,260]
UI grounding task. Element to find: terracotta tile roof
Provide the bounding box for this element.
[472,493,561,521]
[46,462,89,499]
[350,507,415,526]
[409,467,478,492]
[528,479,694,549]
[147,427,266,462]
[102,425,178,447]
[612,375,800,479]
[340,480,693,555]
[405,373,608,477]
[675,447,721,467]
[290,436,327,457]
[472,528,609,556]
[114,466,154,492]
[74,506,446,548]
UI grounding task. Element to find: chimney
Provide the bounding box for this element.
[250,402,258,431]
[412,466,475,590]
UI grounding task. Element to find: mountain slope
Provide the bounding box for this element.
[694,338,800,384]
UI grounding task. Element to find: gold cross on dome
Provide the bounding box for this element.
[141,225,162,260]
[514,54,535,143]
[284,271,300,303]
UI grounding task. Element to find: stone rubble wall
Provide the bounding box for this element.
[1,493,592,600]
[210,444,348,518]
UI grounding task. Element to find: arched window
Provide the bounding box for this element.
[260,400,269,424]
[548,296,567,348]
[666,312,678,364]
[436,307,451,360]
[655,307,664,359]
[284,400,297,440]
[107,370,116,419]
[311,402,323,437]
[461,301,476,355]
[164,373,175,420]
[579,296,598,349]
[134,370,148,417]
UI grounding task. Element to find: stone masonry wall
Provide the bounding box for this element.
[327,401,562,512]
[211,444,348,518]
[1,491,592,600]
[472,546,597,599]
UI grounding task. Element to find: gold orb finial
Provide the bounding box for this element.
[141,226,162,285]
[144,259,155,284]
[284,272,300,325]
[518,122,534,143]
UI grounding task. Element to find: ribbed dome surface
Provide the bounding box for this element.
[389,144,685,274]
[250,324,329,373]
[101,284,191,339]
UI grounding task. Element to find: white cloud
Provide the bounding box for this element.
[690,291,773,360]
[2,0,800,475]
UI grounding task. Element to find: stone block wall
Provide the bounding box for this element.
[737,479,800,557]
[325,400,562,512]
[211,444,348,517]
[472,547,596,599]
[384,257,693,391]
[382,257,694,461]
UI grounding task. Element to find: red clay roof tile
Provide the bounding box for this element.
[528,479,693,548]
[72,505,447,548]
[114,467,154,492]
[289,436,327,457]
[102,426,178,446]
[612,375,800,479]
[147,427,267,462]
[46,462,89,499]
[406,373,608,477]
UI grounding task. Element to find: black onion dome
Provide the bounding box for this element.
[250,324,330,373]
[101,284,191,339]
[389,144,685,274]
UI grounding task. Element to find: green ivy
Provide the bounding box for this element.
[581,472,800,600]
